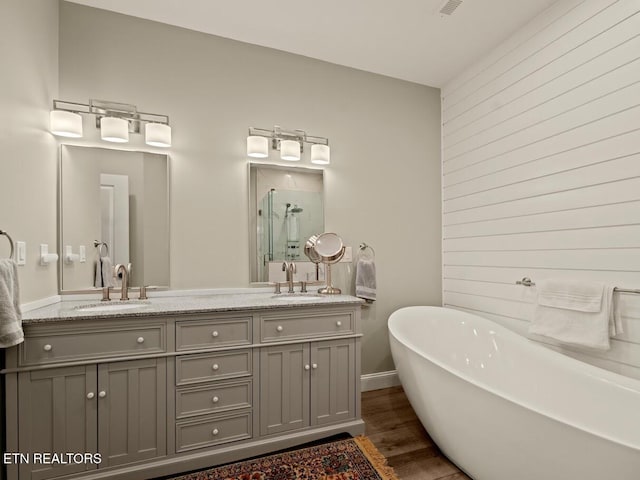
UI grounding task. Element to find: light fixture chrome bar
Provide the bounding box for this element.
[51,99,172,147]
[247,125,330,164]
[52,99,170,126]
[248,125,329,148]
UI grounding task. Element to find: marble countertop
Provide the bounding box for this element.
[21,292,364,324]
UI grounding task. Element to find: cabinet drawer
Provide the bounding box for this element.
[176,379,252,419]
[261,311,354,342]
[20,325,165,366]
[176,411,252,452]
[176,350,252,386]
[176,317,251,351]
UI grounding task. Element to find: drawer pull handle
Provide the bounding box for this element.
[304,364,310,371]
[336,321,342,327]
[212,396,220,403]
[98,391,107,398]
[212,428,219,436]
[137,337,145,344]
[212,364,220,371]
[212,331,219,338]
[43,344,52,352]
[312,363,318,369]
[276,325,284,332]
[87,392,95,400]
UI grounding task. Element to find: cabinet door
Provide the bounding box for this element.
[260,343,309,436]
[97,358,167,467]
[18,366,98,480]
[310,339,356,426]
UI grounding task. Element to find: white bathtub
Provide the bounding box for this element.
[388,306,640,480]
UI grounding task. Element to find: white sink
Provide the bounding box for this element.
[75,302,150,313]
[271,294,324,302]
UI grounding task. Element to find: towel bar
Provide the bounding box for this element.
[515,277,640,295]
[0,230,15,259]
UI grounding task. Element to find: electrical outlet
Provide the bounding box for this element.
[79,245,86,263]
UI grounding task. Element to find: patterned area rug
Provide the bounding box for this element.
[169,436,398,480]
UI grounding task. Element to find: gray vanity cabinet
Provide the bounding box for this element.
[5,300,364,480]
[310,338,356,426]
[258,308,359,438]
[17,366,98,480]
[16,358,167,480]
[96,358,167,467]
[260,343,310,436]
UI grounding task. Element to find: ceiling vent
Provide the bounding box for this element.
[439,0,463,15]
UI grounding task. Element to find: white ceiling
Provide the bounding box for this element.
[67,0,558,87]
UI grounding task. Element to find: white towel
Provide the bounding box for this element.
[528,279,621,350]
[355,258,376,302]
[94,256,115,288]
[0,259,23,348]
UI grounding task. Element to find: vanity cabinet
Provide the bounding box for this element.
[4,299,364,480]
[17,366,97,480]
[260,338,356,436]
[16,358,167,480]
[174,315,255,454]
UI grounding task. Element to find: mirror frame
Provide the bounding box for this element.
[247,161,325,285]
[57,144,171,294]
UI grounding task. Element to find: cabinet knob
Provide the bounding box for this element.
[86,392,95,400]
[43,344,52,352]
[212,331,219,338]
[98,391,107,398]
[312,363,318,369]
[336,321,342,327]
[212,364,220,371]
[276,325,284,332]
[212,396,220,404]
[304,364,310,370]
[212,428,219,436]
[137,337,145,344]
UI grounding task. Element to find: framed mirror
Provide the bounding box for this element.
[59,145,170,292]
[248,163,324,284]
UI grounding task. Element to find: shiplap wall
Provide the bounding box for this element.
[441,0,640,380]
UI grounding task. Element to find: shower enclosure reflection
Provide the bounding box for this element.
[249,164,324,283]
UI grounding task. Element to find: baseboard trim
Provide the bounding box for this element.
[361,370,401,392]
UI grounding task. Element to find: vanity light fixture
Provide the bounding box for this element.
[100,116,129,143]
[145,122,172,148]
[310,144,330,165]
[247,125,330,164]
[280,139,301,161]
[50,110,83,138]
[247,135,269,158]
[50,99,172,147]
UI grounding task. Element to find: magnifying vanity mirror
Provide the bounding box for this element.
[248,163,324,284]
[305,232,345,294]
[59,145,170,292]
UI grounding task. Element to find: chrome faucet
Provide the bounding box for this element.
[282,261,296,293]
[115,263,130,300]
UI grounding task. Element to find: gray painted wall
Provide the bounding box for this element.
[0,1,59,304]
[5,1,442,374]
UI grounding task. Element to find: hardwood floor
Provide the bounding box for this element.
[361,386,471,480]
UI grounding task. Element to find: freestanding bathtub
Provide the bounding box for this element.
[388,306,640,480]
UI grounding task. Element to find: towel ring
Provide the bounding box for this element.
[359,243,375,257]
[0,230,15,259]
[93,240,109,257]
